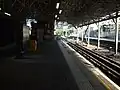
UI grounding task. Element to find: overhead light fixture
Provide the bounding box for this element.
[57,17,59,19]
[59,10,62,14]
[0,8,1,11]
[55,15,57,18]
[4,12,11,16]
[56,3,60,9]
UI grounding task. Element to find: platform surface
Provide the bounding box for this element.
[58,40,107,90]
[0,40,79,90]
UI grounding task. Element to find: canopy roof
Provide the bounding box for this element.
[2,0,120,24]
[60,0,120,25]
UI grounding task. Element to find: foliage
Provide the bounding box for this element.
[55,29,64,36]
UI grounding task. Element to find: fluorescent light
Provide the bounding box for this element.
[59,10,62,14]
[55,15,57,18]
[56,3,60,9]
[5,12,11,16]
[0,8,1,11]
[57,17,59,19]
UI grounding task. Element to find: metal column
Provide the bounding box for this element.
[15,21,24,58]
[77,28,79,43]
[115,12,119,54]
[87,26,90,46]
[97,22,100,49]
[80,27,84,42]
[82,30,84,42]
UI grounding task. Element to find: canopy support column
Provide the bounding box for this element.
[87,25,90,46]
[76,27,79,43]
[81,27,84,42]
[115,12,119,54]
[97,22,100,49]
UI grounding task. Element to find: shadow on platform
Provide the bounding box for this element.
[0,40,79,90]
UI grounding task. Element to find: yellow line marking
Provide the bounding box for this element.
[95,75,111,90]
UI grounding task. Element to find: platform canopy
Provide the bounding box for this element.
[2,0,120,24]
[2,0,60,21]
[59,0,120,26]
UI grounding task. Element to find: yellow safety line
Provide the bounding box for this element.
[95,75,111,90]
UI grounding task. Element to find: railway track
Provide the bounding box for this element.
[82,38,120,52]
[65,40,120,86]
[70,37,120,52]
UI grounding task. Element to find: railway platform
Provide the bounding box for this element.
[1,0,120,90]
[0,40,110,90]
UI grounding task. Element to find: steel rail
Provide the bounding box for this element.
[65,40,120,86]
